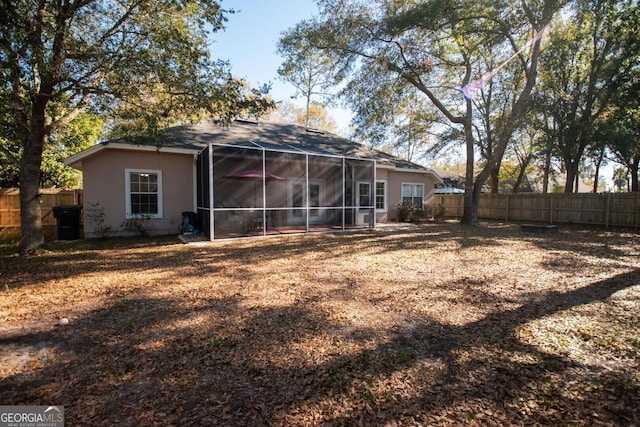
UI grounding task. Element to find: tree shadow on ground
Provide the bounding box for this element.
[1,224,483,290]
[6,221,627,291]
[1,257,638,426]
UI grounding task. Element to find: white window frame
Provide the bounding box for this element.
[375,180,387,212]
[401,182,424,206]
[125,168,163,219]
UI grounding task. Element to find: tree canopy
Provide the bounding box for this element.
[268,101,338,133]
[280,0,561,223]
[279,0,639,205]
[277,28,342,128]
[532,0,639,192]
[1,0,274,252]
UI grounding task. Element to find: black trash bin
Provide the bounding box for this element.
[52,205,82,240]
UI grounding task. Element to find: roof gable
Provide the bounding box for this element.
[66,119,442,182]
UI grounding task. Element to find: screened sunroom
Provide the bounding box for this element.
[196,141,376,240]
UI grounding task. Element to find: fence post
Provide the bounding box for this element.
[429,192,636,227]
[504,194,509,222]
[605,193,611,229]
[633,193,640,228]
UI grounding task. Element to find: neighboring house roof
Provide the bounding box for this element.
[434,187,465,194]
[66,119,443,183]
[431,167,465,189]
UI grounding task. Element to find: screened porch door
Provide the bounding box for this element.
[288,180,325,224]
[356,181,371,225]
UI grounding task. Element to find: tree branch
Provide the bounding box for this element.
[0,144,20,167]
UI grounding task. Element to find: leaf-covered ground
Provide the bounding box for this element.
[1,222,639,426]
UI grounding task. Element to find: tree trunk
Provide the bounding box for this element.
[489,163,500,194]
[461,139,477,224]
[19,98,48,253]
[304,90,311,128]
[593,149,604,193]
[462,18,545,221]
[631,157,639,192]
[565,161,578,193]
[512,156,531,193]
[461,101,477,225]
[542,150,551,194]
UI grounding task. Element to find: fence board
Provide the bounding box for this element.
[434,192,640,228]
[0,188,82,230]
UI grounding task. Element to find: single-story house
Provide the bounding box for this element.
[65,119,442,240]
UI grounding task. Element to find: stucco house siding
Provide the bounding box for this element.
[82,149,194,237]
[385,170,436,221]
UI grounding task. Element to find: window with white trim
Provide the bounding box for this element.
[125,169,163,218]
[375,181,386,211]
[402,183,424,206]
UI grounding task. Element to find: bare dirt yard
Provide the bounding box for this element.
[1,222,639,426]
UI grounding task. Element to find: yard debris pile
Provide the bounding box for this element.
[1,223,639,425]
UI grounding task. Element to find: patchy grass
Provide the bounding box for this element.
[1,223,639,426]
[0,234,20,257]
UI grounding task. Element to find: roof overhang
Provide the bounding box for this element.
[64,141,200,170]
[376,164,444,184]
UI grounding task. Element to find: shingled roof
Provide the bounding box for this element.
[161,119,433,172]
[67,119,441,180]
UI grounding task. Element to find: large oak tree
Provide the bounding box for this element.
[280,0,562,224]
[1,0,273,253]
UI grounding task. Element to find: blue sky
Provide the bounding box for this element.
[211,1,317,107]
[209,1,353,133]
[208,3,617,186]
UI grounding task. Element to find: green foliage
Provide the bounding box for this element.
[85,202,112,239]
[108,76,276,140]
[121,216,153,237]
[44,113,103,188]
[0,234,20,257]
[0,139,20,188]
[395,202,433,222]
[0,111,102,188]
[277,26,343,128]
[1,0,276,251]
[533,0,639,192]
[612,167,630,192]
[346,74,439,162]
[596,49,640,191]
[396,201,415,222]
[434,203,446,222]
[283,0,559,224]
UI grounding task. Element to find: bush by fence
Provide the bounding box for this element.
[0,188,83,236]
[434,193,640,228]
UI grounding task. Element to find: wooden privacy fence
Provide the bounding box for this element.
[433,193,640,228]
[0,188,83,230]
